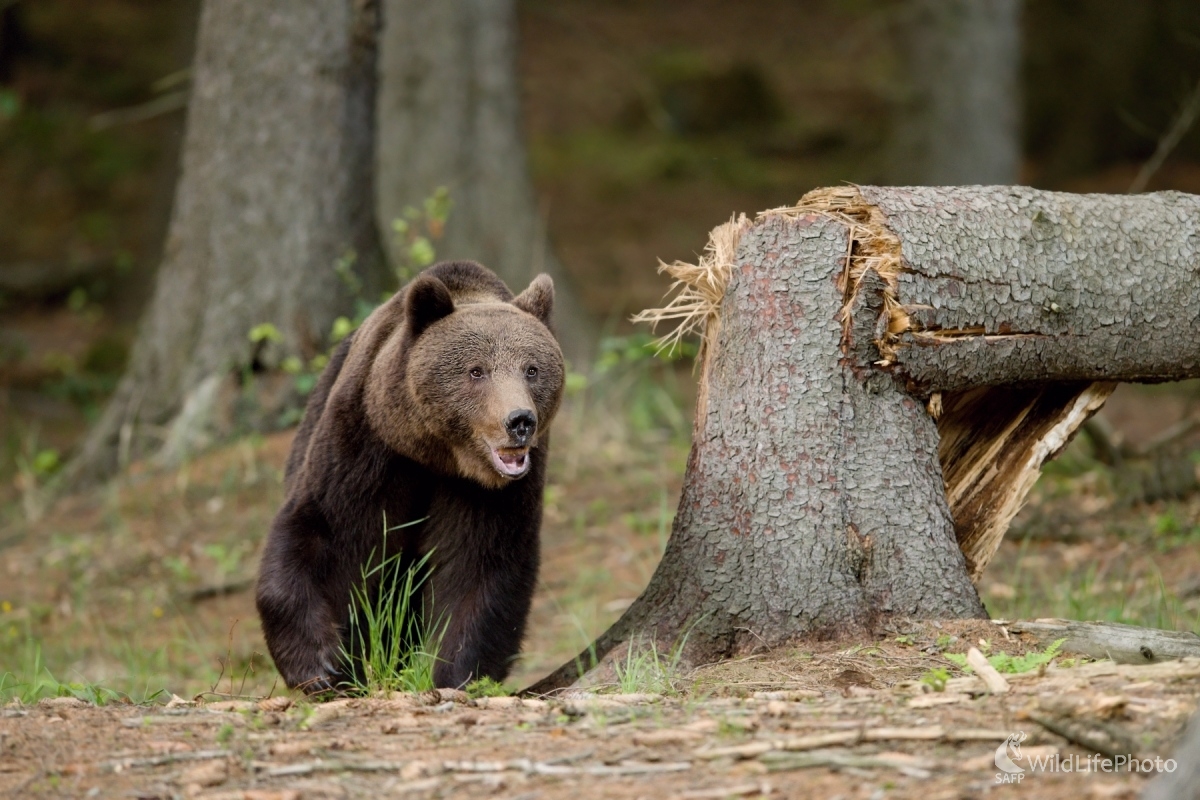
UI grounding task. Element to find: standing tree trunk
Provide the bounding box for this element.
[376,0,594,364]
[888,0,1021,185]
[530,185,1200,693]
[67,0,385,485]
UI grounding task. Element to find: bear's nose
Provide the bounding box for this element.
[505,409,537,444]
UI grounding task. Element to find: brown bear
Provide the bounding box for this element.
[256,260,564,692]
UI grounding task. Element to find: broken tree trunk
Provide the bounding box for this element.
[529,185,1200,694]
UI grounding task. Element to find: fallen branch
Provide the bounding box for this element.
[254,757,693,779]
[100,748,231,772]
[1028,712,1140,760]
[758,749,935,777]
[1010,619,1200,664]
[695,726,1009,760]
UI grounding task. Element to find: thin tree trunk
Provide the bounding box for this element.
[529,185,1200,693]
[889,0,1021,185]
[376,0,594,364]
[67,0,385,486]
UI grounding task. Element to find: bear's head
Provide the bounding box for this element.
[365,270,565,489]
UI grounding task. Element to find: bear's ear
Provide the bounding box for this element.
[512,274,554,326]
[404,274,455,339]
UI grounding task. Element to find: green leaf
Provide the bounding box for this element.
[330,316,356,343]
[408,237,435,268]
[248,323,282,344]
[32,449,61,477]
[0,89,20,120]
[565,371,588,394]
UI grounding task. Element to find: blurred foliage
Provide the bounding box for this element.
[570,332,697,443]
[390,186,452,284]
[270,188,452,415]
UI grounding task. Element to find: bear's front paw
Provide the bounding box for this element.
[286,653,344,695]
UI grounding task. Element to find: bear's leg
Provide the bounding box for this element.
[256,501,354,693]
[425,542,538,689]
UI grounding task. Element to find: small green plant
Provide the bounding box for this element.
[200,542,248,584]
[162,555,195,582]
[339,517,444,695]
[894,634,915,647]
[260,187,453,412]
[390,186,452,284]
[0,637,130,706]
[613,629,692,696]
[920,667,950,692]
[465,676,509,699]
[946,638,1067,675]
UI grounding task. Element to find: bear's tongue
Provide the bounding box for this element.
[491,447,529,477]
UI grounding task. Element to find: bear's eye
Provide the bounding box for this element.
[469,367,485,379]
[525,366,538,379]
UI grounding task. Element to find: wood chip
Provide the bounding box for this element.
[257,696,293,712]
[862,726,944,741]
[752,690,822,701]
[38,696,88,709]
[943,728,1012,742]
[632,729,705,747]
[177,758,228,788]
[908,692,970,708]
[675,782,770,799]
[473,696,522,710]
[781,731,861,751]
[966,647,1010,694]
[204,700,257,712]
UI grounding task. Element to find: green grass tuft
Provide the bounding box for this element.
[465,676,508,698]
[0,636,154,705]
[339,518,446,696]
[613,633,690,696]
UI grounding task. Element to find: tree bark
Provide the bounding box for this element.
[888,0,1021,185]
[529,185,1200,694]
[67,0,385,485]
[376,0,594,364]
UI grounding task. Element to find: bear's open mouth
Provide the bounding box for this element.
[489,446,530,478]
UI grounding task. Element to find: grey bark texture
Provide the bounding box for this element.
[528,185,1200,694]
[888,0,1020,185]
[67,0,384,485]
[376,0,594,364]
[866,186,1200,390]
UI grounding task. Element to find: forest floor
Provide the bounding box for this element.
[1,378,1200,799]
[5,622,1198,800]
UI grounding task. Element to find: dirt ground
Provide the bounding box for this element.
[3,620,1196,799]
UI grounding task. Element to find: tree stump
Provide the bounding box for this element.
[530,185,1200,693]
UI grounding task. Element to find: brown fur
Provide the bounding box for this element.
[257,261,564,691]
